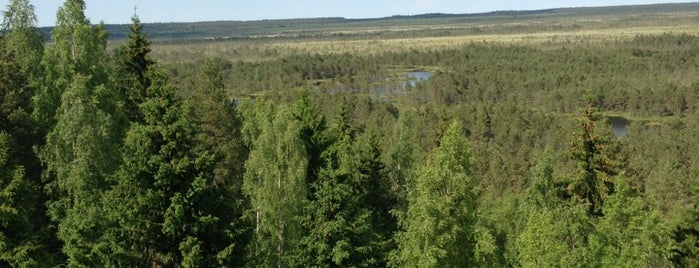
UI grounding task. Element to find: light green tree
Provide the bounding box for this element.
[393,121,478,267]
[589,180,672,267]
[42,74,121,266]
[517,155,593,267]
[33,0,111,132]
[1,0,44,77]
[243,100,308,267]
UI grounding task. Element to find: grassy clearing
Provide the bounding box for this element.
[151,19,699,64]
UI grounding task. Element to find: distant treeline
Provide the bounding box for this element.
[34,2,699,41]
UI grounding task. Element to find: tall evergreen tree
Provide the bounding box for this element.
[393,121,479,267]
[114,14,154,122]
[0,15,56,265]
[192,58,246,185]
[568,102,620,217]
[296,115,392,267]
[106,70,238,267]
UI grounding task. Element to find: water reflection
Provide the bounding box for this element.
[608,116,630,137]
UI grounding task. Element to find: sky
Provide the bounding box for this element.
[0,0,697,27]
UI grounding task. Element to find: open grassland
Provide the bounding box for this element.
[148,4,699,63]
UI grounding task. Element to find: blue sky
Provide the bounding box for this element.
[1,0,696,27]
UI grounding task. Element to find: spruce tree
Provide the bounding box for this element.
[0,10,56,264]
[567,102,620,217]
[114,14,154,122]
[107,70,237,267]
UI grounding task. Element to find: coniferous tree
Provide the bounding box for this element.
[192,58,247,184]
[296,110,392,267]
[568,102,620,217]
[106,70,237,267]
[191,57,249,264]
[393,121,478,267]
[114,14,154,122]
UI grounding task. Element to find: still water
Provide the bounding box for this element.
[608,116,630,138]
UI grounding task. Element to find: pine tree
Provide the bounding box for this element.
[192,58,246,185]
[393,121,478,267]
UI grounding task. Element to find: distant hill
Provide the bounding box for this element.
[36,2,699,42]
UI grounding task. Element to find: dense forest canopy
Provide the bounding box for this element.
[1,0,699,267]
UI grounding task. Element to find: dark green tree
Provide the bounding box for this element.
[296,117,392,267]
[672,181,699,267]
[114,14,154,122]
[106,70,238,267]
[568,103,620,217]
[0,3,56,264]
[192,58,246,185]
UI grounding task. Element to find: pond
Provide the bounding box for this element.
[333,71,434,96]
[406,71,434,87]
[607,116,630,138]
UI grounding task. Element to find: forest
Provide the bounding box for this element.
[1,0,699,267]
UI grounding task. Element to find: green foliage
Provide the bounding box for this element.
[243,100,308,267]
[114,15,155,122]
[42,74,121,266]
[568,104,620,217]
[589,180,672,267]
[393,121,478,267]
[516,202,592,267]
[1,0,43,80]
[34,0,110,132]
[0,132,43,267]
[106,69,237,267]
[3,3,699,266]
[297,111,394,267]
